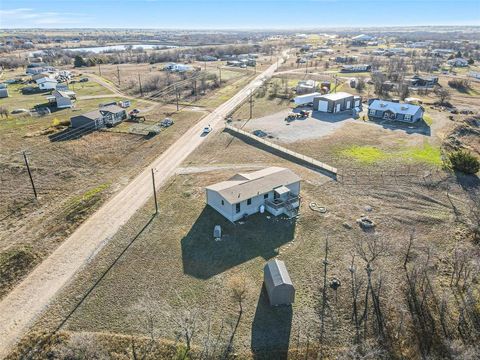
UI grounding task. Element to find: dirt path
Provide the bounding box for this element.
[0,55,287,359]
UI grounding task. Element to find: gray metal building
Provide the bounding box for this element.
[313,92,361,113]
[263,259,295,306]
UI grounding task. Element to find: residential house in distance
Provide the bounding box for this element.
[70,105,127,129]
[341,64,371,73]
[264,259,295,306]
[205,167,301,222]
[408,75,439,88]
[351,34,375,45]
[295,80,316,95]
[47,90,76,109]
[368,99,424,123]
[335,56,358,64]
[163,63,192,72]
[447,58,469,67]
[0,84,9,98]
[36,77,58,90]
[313,92,362,113]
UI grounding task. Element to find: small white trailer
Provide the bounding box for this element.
[294,92,321,106]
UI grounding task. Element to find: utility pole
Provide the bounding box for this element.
[305,60,308,74]
[98,63,102,77]
[138,73,143,97]
[204,61,207,71]
[117,65,120,86]
[23,151,37,200]
[175,85,179,111]
[151,169,158,215]
[218,66,222,84]
[249,90,254,119]
[334,76,338,93]
[194,79,197,100]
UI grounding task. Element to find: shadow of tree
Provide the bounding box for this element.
[181,206,296,279]
[251,285,293,360]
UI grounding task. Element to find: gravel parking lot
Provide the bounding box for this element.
[239,107,359,143]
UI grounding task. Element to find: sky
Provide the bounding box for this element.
[0,0,479,29]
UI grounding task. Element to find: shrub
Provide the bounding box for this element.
[448,150,480,174]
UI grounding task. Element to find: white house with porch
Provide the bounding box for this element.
[205,167,301,222]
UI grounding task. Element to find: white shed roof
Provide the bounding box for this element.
[318,92,353,101]
[264,259,293,288]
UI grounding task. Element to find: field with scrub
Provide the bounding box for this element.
[21,123,480,359]
[0,70,208,301]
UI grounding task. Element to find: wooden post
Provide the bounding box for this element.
[23,151,37,199]
[151,169,158,215]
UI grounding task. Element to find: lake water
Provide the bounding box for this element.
[62,44,179,53]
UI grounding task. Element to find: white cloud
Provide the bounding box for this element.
[0,8,92,27]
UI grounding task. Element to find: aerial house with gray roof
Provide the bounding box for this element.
[205,167,301,222]
[368,99,424,123]
[70,104,127,130]
[264,259,295,306]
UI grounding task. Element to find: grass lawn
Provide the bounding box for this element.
[339,141,443,167]
[32,132,471,358]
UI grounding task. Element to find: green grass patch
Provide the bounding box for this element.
[340,146,388,164]
[64,183,110,223]
[423,113,433,126]
[340,142,443,166]
[401,142,443,166]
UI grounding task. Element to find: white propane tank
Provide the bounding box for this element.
[259,205,265,214]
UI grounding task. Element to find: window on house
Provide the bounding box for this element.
[264,193,269,199]
[247,198,252,205]
[404,114,412,121]
[369,109,376,115]
[221,200,224,206]
[236,203,241,213]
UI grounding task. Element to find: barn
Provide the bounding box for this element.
[263,259,295,306]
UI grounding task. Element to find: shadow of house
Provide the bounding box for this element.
[251,286,293,360]
[48,125,96,142]
[368,117,432,136]
[181,206,296,279]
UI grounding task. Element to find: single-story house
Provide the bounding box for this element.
[47,90,76,109]
[70,104,127,129]
[32,72,52,81]
[341,64,371,73]
[163,63,192,72]
[264,259,295,306]
[447,58,469,67]
[335,56,358,64]
[295,80,316,95]
[409,75,439,88]
[368,99,424,123]
[36,77,58,90]
[205,167,301,222]
[313,92,361,113]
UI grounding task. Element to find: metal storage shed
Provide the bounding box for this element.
[263,259,295,306]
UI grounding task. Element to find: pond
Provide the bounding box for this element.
[61,44,179,53]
